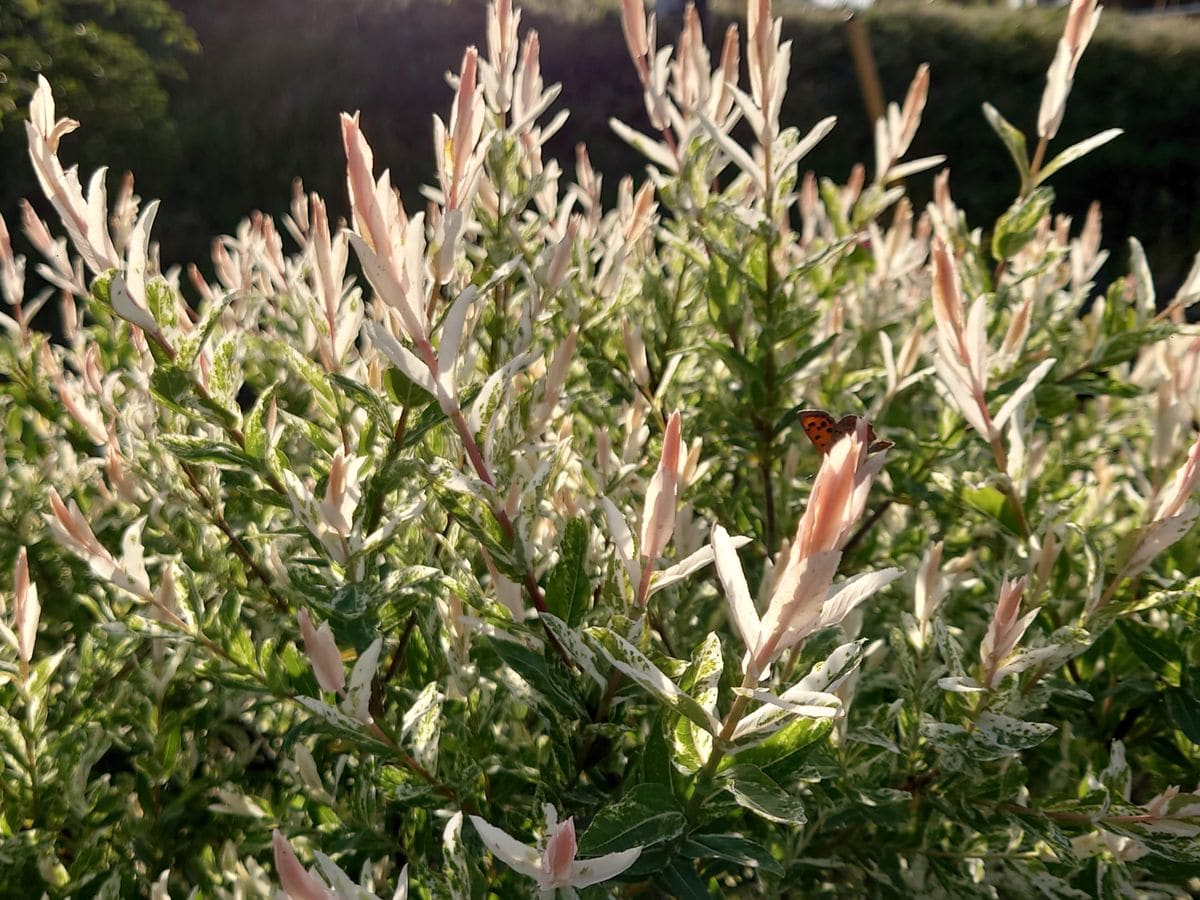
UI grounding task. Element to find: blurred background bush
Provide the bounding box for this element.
[2,0,1199,297]
[0,0,197,225]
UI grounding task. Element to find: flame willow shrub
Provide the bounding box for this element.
[3,0,1200,895]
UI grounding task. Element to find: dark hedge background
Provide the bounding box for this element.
[3,0,1199,295]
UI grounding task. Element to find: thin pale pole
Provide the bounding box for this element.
[844,13,886,125]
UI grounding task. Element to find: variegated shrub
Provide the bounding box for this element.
[3,0,1200,896]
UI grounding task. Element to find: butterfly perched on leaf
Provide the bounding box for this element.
[798,409,894,455]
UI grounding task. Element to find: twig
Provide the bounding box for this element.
[1027,136,1050,189]
[841,499,894,557]
[392,611,419,677]
[757,427,778,558]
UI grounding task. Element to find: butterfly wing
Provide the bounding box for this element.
[835,414,859,436]
[801,410,892,455]
[799,409,839,454]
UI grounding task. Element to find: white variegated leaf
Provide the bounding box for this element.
[585,626,718,734]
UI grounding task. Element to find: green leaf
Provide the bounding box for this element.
[281,342,335,405]
[961,485,1006,521]
[705,257,736,333]
[176,292,234,368]
[1032,381,1080,418]
[160,435,255,470]
[145,278,177,329]
[576,784,685,855]
[1008,814,1077,866]
[851,184,904,229]
[148,360,240,429]
[707,342,767,408]
[379,767,434,804]
[26,648,71,696]
[982,103,1031,191]
[681,833,785,877]
[545,517,591,627]
[324,568,435,623]
[400,396,453,448]
[1096,857,1136,899]
[227,626,257,668]
[959,484,1019,536]
[149,364,194,416]
[777,339,835,389]
[923,713,1054,766]
[208,336,239,407]
[933,617,967,679]
[641,715,676,791]
[970,712,1056,756]
[586,626,718,734]
[724,717,833,780]
[266,642,308,693]
[718,764,806,824]
[154,720,182,776]
[1033,128,1123,186]
[400,681,444,772]
[1164,688,1200,744]
[489,638,587,721]
[1103,825,1200,865]
[331,373,394,433]
[919,718,973,772]
[1118,621,1182,687]
[658,859,713,899]
[786,238,856,284]
[385,363,437,409]
[1056,374,1143,402]
[89,270,114,309]
[434,481,521,579]
[1093,324,1174,370]
[294,696,390,750]
[671,714,708,775]
[672,633,723,775]
[818,177,850,238]
[667,633,720,777]
[992,187,1054,261]
[441,804,474,898]
[539,613,605,688]
[255,637,280,683]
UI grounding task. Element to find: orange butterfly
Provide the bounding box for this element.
[798,409,894,455]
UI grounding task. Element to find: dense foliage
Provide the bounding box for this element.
[3,0,1200,896]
